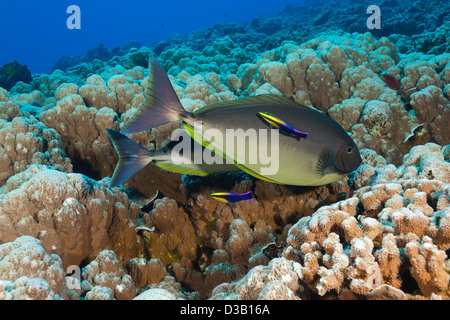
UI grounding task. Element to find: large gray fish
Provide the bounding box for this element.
[110,57,361,187]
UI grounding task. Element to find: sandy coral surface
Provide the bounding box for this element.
[0,16,449,301]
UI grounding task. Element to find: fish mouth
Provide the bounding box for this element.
[333,165,352,175]
[334,146,362,175]
[334,158,362,176]
[317,147,360,177]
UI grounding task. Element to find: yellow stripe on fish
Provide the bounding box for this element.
[259,112,284,128]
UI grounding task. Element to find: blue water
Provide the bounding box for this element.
[0,0,300,74]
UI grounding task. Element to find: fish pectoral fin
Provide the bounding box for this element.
[316,148,336,177]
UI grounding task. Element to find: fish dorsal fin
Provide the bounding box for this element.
[194,94,298,116]
[121,57,185,134]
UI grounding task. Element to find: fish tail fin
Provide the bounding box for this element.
[106,129,164,188]
[121,57,190,134]
[242,191,253,201]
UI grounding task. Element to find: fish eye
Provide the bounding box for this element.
[346,146,353,155]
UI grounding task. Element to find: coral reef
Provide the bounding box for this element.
[284,143,449,298]
[0,8,449,301]
[0,60,32,91]
[150,0,449,57]
[0,165,143,268]
[0,236,67,300]
[52,42,143,72]
[81,250,136,300]
[2,144,447,300]
[209,257,305,299]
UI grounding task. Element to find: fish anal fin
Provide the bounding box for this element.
[234,163,281,184]
[155,162,212,176]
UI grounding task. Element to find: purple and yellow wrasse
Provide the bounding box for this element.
[211,191,253,203]
[258,112,308,140]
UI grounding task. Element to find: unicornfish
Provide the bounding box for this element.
[108,57,362,187]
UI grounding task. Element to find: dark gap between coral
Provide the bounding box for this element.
[71,154,102,181]
[399,267,420,295]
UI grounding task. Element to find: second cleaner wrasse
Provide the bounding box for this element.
[109,57,362,187]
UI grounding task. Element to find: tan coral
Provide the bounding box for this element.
[0,165,143,268]
[182,73,235,105]
[0,236,67,300]
[328,97,365,131]
[0,116,72,185]
[254,61,293,97]
[82,250,137,300]
[429,207,450,251]
[345,237,383,295]
[286,197,359,248]
[407,191,434,217]
[410,85,450,146]
[40,93,120,179]
[0,99,23,121]
[405,236,449,297]
[54,83,79,102]
[225,219,254,264]
[126,258,169,288]
[400,57,442,92]
[78,75,119,112]
[147,197,199,267]
[209,257,304,300]
[392,208,430,237]
[316,233,349,296]
[374,234,402,288]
